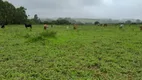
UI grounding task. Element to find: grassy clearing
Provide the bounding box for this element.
[0,25,142,80]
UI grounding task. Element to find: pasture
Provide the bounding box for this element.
[0,25,142,80]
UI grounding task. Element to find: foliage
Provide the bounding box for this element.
[0,0,27,24]
[42,18,80,25]
[136,19,141,24]
[32,14,41,24]
[125,20,132,24]
[94,21,100,25]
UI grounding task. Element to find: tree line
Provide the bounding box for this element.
[41,18,84,25]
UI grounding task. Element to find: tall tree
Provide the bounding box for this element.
[14,6,27,24]
[3,1,16,24]
[33,14,41,24]
[0,0,28,24]
[0,0,4,24]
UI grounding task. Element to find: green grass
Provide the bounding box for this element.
[0,25,142,80]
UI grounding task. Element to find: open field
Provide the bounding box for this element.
[0,25,142,80]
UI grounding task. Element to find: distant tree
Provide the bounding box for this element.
[51,20,57,25]
[94,21,100,25]
[41,18,81,25]
[85,22,93,25]
[64,17,76,24]
[136,19,141,24]
[125,20,132,24]
[56,18,71,25]
[76,21,84,25]
[33,14,41,24]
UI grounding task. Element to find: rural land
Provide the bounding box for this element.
[0,0,142,80]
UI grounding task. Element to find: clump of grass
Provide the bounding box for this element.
[24,33,31,38]
[31,36,44,42]
[40,31,57,38]
[28,31,57,42]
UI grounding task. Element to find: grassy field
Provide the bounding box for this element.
[0,25,142,80]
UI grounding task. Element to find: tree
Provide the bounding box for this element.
[0,0,28,24]
[64,17,76,24]
[14,6,27,24]
[0,1,16,24]
[33,14,41,24]
[0,0,5,24]
[136,19,141,24]
[125,20,131,24]
[56,18,71,25]
[94,21,100,25]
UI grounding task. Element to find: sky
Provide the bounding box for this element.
[5,0,142,19]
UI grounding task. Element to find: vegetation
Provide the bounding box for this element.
[0,1,142,79]
[0,0,27,24]
[0,25,142,80]
[94,21,100,25]
[0,0,72,25]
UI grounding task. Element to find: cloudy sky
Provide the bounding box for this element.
[6,0,142,19]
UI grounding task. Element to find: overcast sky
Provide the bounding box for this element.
[6,0,142,19]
